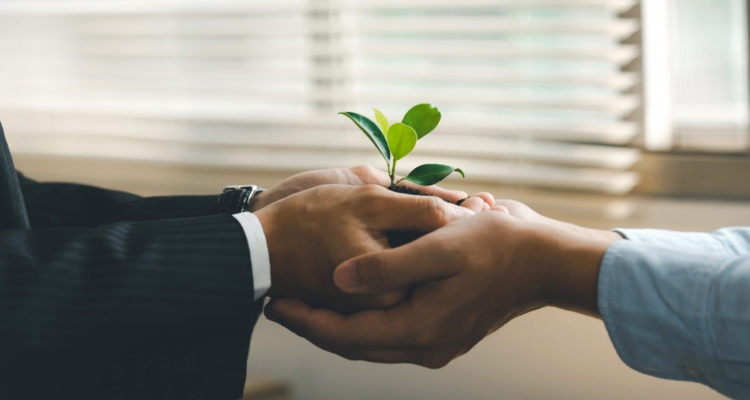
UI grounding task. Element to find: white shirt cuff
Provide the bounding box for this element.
[232,212,271,301]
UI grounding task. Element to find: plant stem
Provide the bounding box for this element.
[390,159,398,187]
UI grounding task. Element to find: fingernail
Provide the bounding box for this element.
[334,261,359,289]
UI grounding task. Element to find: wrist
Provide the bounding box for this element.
[583,228,625,243]
[486,216,552,312]
[550,218,624,244]
[538,228,611,317]
[249,191,268,213]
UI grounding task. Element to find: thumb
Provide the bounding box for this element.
[333,234,458,294]
[491,205,510,214]
[370,194,474,232]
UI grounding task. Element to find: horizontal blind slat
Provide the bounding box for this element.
[5,132,640,194]
[0,98,639,144]
[2,112,640,169]
[0,0,638,16]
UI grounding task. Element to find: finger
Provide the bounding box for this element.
[493,199,527,215]
[265,298,410,351]
[370,193,474,232]
[459,197,490,213]
[491,205,510,214]
[470,192,495,207]
[266,299,440,366]
[334,233,459,294]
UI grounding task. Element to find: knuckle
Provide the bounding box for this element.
[421,197,450,225]
[356,185,389,216]
[350,165,380,184]
[360,183,384,196]
[349,164,369,178]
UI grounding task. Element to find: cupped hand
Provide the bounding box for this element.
[264,210,611,367]
[254,184,476,313]
[250,165,472,212]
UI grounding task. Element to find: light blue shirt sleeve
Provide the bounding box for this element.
[599,234,750,398]
[614,227,750,257]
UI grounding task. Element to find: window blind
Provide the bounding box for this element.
[641,0,749,152]
[670,0,749,151]
[0,0,641,194]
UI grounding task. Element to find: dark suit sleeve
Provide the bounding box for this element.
[0,214,259,399]
[18,172,221,228]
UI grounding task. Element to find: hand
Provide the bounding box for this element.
[493,199,623,243]
[264,210,612,367]
[254,184,476,313]
[250,165,471,212]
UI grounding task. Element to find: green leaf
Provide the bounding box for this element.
[373,108,390,137]
[387,123,418,161]
[399,164,464,186]
[402,104,442,139]
[339,111,391,163]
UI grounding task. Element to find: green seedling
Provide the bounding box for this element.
[339,104,464,188]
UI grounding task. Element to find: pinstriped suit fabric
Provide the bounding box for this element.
[0,123,260,400]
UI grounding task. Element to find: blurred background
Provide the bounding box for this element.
[1,0,749,399]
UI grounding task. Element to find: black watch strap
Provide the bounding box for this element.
[217,185,265,214]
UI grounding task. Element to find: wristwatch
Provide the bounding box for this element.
[218,185,266,214]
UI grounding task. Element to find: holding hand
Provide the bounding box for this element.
[254,184,476,314]
[264,209,612,367]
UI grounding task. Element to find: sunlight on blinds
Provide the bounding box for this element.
[642,0,749,152]
[0,0,641,194]
[671,0,748,129]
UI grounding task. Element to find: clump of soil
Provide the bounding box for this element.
[388,185,468,206]
[386,185,470,248]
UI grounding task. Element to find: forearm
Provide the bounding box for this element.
[520,211,750,396]
[523,223,750,397]
[534,224,610,317]
[540,215,624,244]
[0,215,256,358]
[596,242,750,397]
[21,179,219,228]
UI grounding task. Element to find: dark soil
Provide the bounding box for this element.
[386,185,470,248]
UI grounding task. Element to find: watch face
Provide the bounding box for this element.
[219,186,264,214]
